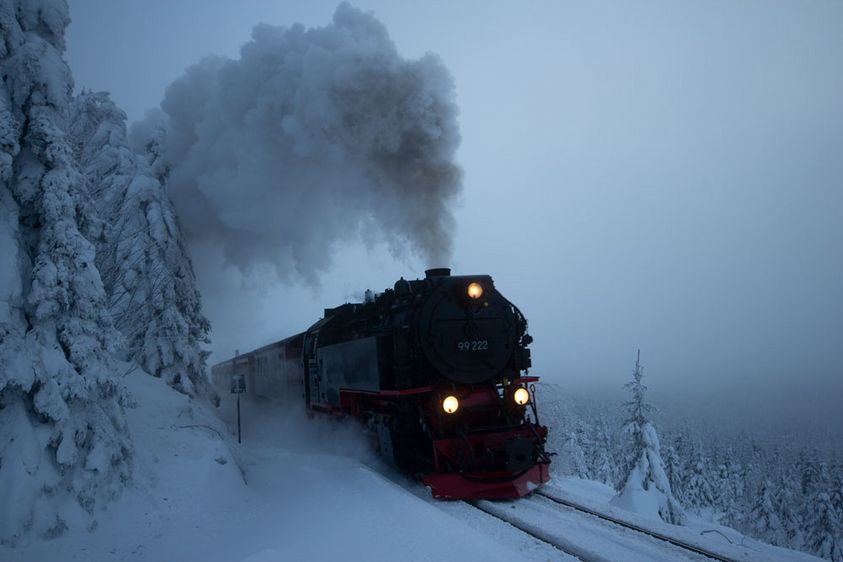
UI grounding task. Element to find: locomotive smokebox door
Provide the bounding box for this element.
[231,373,246,394]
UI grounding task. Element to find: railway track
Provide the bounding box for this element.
[535,490,741,562]
[469,499,600,561]
[467,491,744,562]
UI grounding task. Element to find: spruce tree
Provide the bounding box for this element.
[801,452,821,497]
[0,0,131,542]
[719,453,748,532]
[69,91,211,396]
[774,470,805,549]
[663,442,685,505]
[750,479,786,546]
[559,429,590,479]
[806,492,843,562]
[612,351,686,525]
[830,470,843,519]
[592,422,617,486]
[685,446,716,509]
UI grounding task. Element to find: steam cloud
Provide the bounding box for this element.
[137,3,461,284]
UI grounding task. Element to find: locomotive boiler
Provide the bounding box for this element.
[212,268,551,499]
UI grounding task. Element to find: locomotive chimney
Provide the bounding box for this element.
[425,268,451,278]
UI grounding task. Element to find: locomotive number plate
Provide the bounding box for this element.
[457,340,488,351]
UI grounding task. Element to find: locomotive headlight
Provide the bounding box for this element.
[467,282,483,300]
[514,387,530,406]
[442,395,459,414]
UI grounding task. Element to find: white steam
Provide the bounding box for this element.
[136,3,461,284]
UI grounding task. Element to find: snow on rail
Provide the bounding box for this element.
[469,500,606,562]
[536,490,739,562]
[470,496,706,562]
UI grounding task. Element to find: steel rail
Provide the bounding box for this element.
[535,490,741,562]
[467,500,598,562]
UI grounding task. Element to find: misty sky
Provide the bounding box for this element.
[65,1,843,416]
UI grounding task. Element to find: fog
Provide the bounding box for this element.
[66,1,843,428]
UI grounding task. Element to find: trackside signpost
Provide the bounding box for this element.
[230,350,245,443]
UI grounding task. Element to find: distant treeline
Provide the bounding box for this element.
[540,384,843,561]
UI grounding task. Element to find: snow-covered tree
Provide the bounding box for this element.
[830,471,843,520]
[774,471,805,549]
[558,429,590,479]
[0,0,131,542]
[684,444,715,509]
[663,442,685,505]
[806,492,843,562]
[128,108,169,182]
[800,451,822,498]
[750,479,787,546]
[716,451,748,532]
[69,91,211,396]
[590,422,617,486]
[611,351,686,525]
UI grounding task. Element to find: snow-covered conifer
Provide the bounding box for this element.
[774,471,805,549]
[805,492,843,561]
[830,470,843,519]
[69,91,211,396]
[684,446,716,509]
[611,351,686,525]
[558,430,590,479]
[663,442,685,505]
[801,451,821,498]
[0,0,131,542]
[717,452,748,532]
[750,479,787,546]
[591,423,617,486]
[128,107,169,182]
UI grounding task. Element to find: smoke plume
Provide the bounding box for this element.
[135,3,461,284]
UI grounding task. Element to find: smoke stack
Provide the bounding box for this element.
[425,268,451,278]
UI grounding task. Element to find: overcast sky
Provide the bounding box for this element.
[66,1,843,417]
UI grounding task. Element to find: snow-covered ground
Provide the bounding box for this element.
[1,371,823,562]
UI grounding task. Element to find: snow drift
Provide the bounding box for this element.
[133,2,462,285]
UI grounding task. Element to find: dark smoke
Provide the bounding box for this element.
[134,3,461,285]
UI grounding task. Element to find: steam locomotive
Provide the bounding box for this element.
[211,269,551,499]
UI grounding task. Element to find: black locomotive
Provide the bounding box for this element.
[212,269,551,499]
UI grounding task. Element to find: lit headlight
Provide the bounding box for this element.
[443,395,459,414]
[514,387,530,405]
[467,282,483,299]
